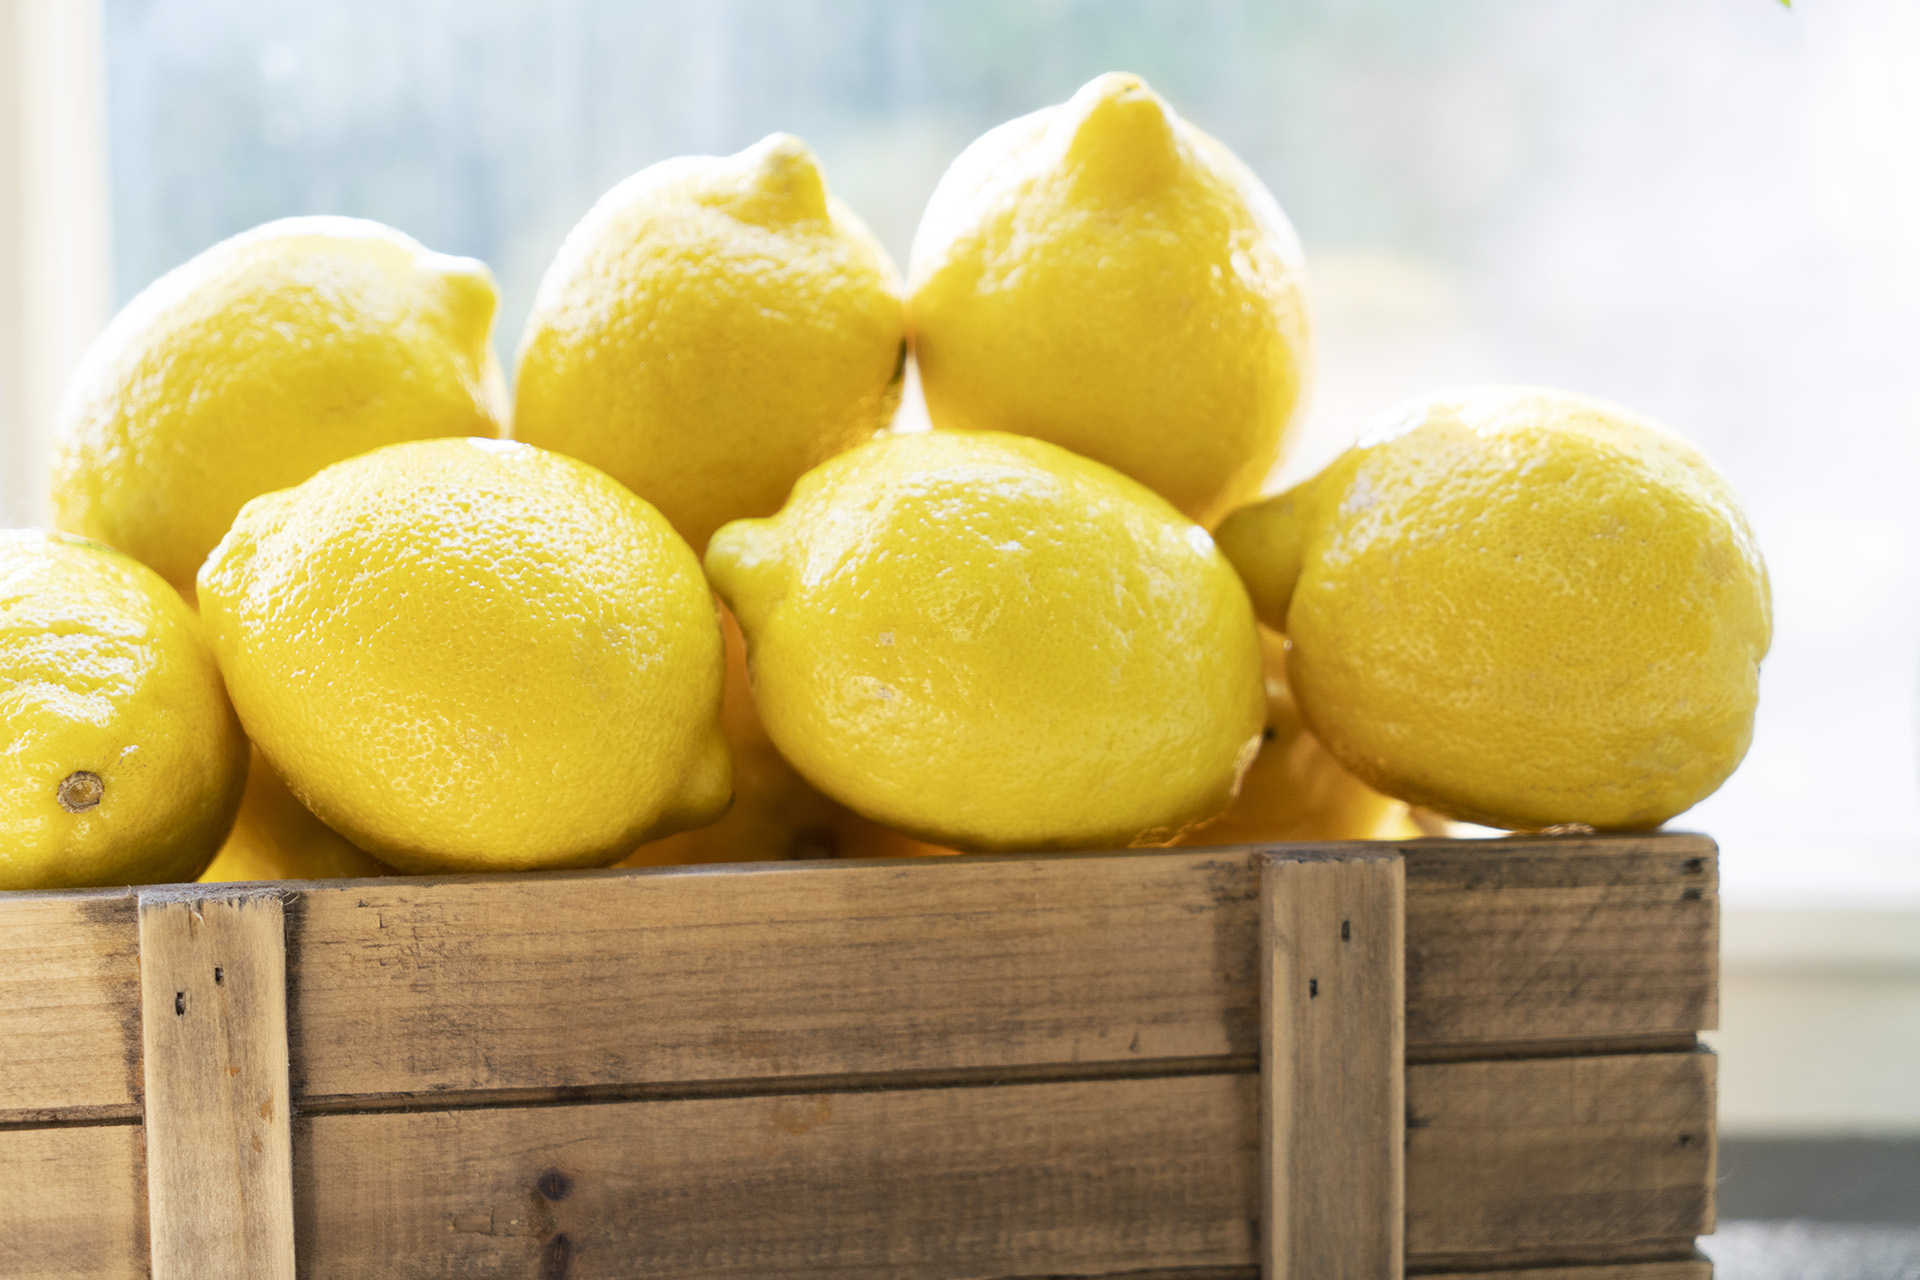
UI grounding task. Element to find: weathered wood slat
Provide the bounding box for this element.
[283,835,1716,1099]
[0,891,141,1118]
[1402,837,1718,1045]
[0,838,1718,1112]
[139,890,297,1280]
[0,1122,147,1280]
[292,1051,1710,1277]
[296,1074,1260,1280]
[1260,850,1404,1279]
[1427,1262,1711,1280]
[1405,1050,1716,1257]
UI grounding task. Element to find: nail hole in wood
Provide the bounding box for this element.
[536,1169,573,1201]
[1683,857,1705,874]
[1678,1133,1694,1147]
[538,1232,573,1280]
[1309,978,1319,998]
[1682,887,1703,901]
[174,991,185,1016]
[1341,919,1351,941]
[213,967,223,985]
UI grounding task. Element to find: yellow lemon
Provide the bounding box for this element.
[1176,626,1410,845]
[52,216,507,597]
[197,438,729,873]
[514,134,905,553]
[0,531,247,889]
[199,748,393,883]
[908,72,1312,528]
[1216,387,1772,831]
[619,606,842,867]
[706,430,1265,852]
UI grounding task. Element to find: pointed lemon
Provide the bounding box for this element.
[197,438,730,873]
[514,134,905,554]
[1216,387,1772,831]
[0,531,247,889]
[52,217,507,597]
[908,72,1312,528]
[705,430,1264,852]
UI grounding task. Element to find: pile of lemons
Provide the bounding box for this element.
[0,74,1770,891]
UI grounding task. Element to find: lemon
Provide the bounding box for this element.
[1216,387,1772,831]
[706,430,1264,852]
[197,438,729,873]
[619,606,841,867]
[1176,626,1410,845]
[514,134,905,553]
[907,72,1312,528]
[0,531,247,889]
[52,217,507,597]
[199,748,392,883]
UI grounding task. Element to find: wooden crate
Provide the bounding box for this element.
[0,832,1718,1279]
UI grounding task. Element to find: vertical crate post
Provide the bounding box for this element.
[1259,849,1406,1280]
[138,887,297,1279]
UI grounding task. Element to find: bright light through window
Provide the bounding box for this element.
[102,0,1920,902]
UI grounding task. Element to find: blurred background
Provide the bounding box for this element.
[2,0,1917,1264]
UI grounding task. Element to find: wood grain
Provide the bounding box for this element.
[293,1051,1708,1277]
[139,889,296,1280]
[1260,851,1404,1279]
[0,1122,146,1280]
[296,1074,1261,1280]
[1405,1050,1716,1258]
[1430,1262,1711,1280]
[285,835,1715,1100]
[0,889,141,1119]
[1402,836,1718,1045]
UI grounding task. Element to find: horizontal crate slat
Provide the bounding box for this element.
[1403,838,1718,1046]
[0,836,1719,1118]
[0,894,141,1117]
[276,1051,1710,1278]
[1406,1050,1716,1256]
[1435,1263,1711,1280]
[297,1074,1255,1280]
[283,835,1716,1101]
[0,1123,146,1280]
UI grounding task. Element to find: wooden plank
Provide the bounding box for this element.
[1260,851,1404,1279]
[285,836,1714,1100]
[297,1074,1260,1280]
[0,889,141,1118]
[295,1051,1707,1276]
[286,853,1259,1099]
[0,1123,147,1280]
[1403,836,1718,1045]
[139,889,296,1280]
[1405,1050,1716,1259]
[1430,1261,1711,1280]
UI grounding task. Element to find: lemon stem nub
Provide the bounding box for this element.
[58,771,104,813]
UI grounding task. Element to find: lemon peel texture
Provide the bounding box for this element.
[53,216,507,597]
[706,429,1265,852]
[1215,386,1772,831]
[0,530,247,889]
[908,72,1312,528]
[197,438,730,873]
[515,134,905,554]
